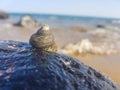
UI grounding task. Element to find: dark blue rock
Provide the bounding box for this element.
[0,40,119,90]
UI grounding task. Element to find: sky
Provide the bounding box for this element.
[0,0,120,18]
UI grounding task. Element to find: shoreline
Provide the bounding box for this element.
[0,18,120,85]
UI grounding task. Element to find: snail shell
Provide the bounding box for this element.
[29,24,57,52]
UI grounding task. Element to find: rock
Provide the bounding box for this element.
[96,24,105,28]
[0,10,9,19]
[0,40,119,90]
[14,15,40,28]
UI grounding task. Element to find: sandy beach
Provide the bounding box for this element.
[0,15,120,86]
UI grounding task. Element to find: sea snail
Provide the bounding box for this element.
[29,24,57,52]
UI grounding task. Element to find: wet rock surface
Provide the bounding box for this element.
[0,40,119,90]
[14,16,40,28]
[0,11,9,19]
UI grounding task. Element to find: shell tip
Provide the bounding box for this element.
[41,24,50,31]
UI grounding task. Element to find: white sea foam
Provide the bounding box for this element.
[112,20,120,24]
[60,39,119,55]
[88,28,107,37]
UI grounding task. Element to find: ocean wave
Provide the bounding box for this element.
[59,39,119,55]
[112,20,120,24]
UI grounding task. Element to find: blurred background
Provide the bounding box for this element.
[0,0,120,85]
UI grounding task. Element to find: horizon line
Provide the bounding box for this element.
[7,11,120,20]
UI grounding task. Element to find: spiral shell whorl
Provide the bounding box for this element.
[29,24,57,52]
[36,24,51,35]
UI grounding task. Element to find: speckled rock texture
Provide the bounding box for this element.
[0,40,119,90]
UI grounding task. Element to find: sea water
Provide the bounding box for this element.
[8,13,120,28]
[7,13,120,54]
